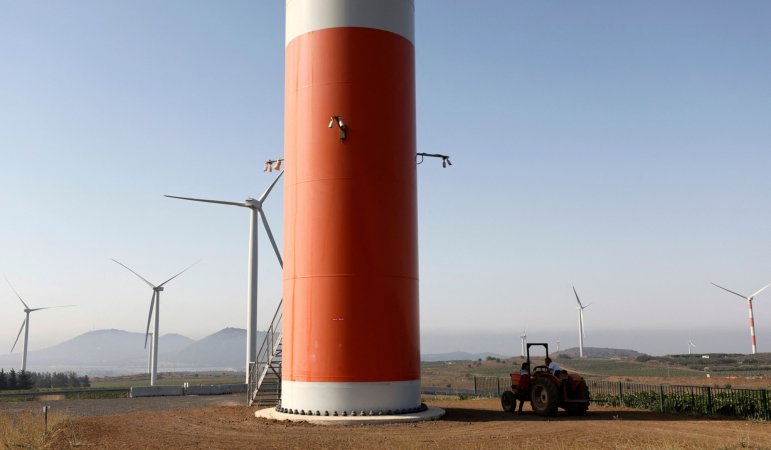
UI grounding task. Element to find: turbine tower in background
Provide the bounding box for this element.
[711,281,771,355]
[573,286,591,358]
[165,169,284,384]
[112,259,197,386]
[688,338,696,355]
[5,277,74,372]
[520,328,527,358]
[147,332,154,375]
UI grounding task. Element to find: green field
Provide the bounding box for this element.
[561,358,703,378]
[89,372,244,388]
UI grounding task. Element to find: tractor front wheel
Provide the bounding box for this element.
[501,391,516,413]
[530,379,559,416]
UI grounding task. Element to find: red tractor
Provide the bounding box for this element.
[501,343,590,416]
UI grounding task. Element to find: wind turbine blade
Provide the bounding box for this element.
[144,291,156,349]
[582,303,591,310]
[11,318,26,352]
[28,305,76,312]
[257,170,284,203]
[164,195,247,208]
[259,210,283,268]
[572,286,584,308]
[157,260,199,287]
[749,282,771,299]
[711,282,747,299]
[5,277,30,310]
[112,259,156,288]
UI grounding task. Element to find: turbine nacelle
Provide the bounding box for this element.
[244,197,261,208]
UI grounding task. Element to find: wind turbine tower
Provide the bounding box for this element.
[5,277,74,372]
[147,332,154,375]
[688,338,696,355]
[165,169,284,384]
[520,328,527,358]
[711,281,771,355]
[573,286,591,358]
[112,260,197,385]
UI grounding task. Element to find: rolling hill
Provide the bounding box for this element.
[0,328,248,375]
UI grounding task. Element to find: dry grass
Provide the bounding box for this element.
[0,407,72,449]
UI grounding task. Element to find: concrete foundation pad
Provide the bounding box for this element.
[130,386,184,398]
[185,384,247,396]
[255,405,445,425]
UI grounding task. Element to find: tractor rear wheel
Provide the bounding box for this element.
[501,391,516,413]
[530,378,559,416]
[565,381,590,416]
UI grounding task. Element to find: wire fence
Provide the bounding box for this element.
[471,376,770,421]
[472,376,512,398]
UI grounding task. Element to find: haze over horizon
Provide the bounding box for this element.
[1,1,770,359]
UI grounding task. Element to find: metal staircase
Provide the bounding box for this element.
[249,299,283,406]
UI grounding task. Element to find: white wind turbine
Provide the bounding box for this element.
[112,260,197,386]
[688,338,696,355]
[572,286,591,358]
[6,277,74,372]
[711,281,771,355]
[556,338,561,353]
[520,328,527,357]
[165,170,284,384]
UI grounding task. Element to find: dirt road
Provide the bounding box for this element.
[40,397,771,449]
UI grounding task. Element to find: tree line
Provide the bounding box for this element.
[0,369,90,390]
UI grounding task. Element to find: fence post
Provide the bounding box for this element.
[707,387,712,415]
[618,381,624,407]
[659,385,665,412]
[763,389,769,420]
[690,387,695,412]
[474,377,477,396]
[496,377,501,397]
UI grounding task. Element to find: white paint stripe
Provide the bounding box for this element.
[286,0,415,45]
[281,379,421,413]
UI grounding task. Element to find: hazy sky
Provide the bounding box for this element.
[1,1,770,358]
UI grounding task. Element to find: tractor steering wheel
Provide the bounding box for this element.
[533,365,549,375]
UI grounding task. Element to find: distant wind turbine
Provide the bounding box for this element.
[520,328,527,357]
[573,286,591,358]
[688,338,696,355]
[112,259,197,385]
[556,338,561,353]
[165,170,284,384]
[5,277,74,372]
[711,281,771,355]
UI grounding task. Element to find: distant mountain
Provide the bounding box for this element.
[421,351,510,362]
[174,327,263,368]
[18,329,193,364]
[557,347,643,358]
[0,328,248,375]
[161,333,196,354]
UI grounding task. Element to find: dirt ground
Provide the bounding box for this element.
[0,393,244,418]
[38,396,771,450]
